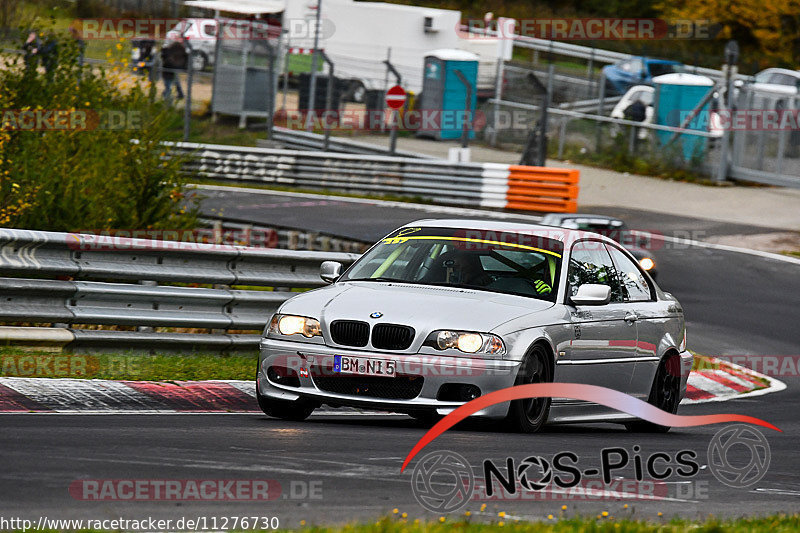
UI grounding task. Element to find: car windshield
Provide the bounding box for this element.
[340,226,564,301]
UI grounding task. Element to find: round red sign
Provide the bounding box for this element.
[385,85,406,109]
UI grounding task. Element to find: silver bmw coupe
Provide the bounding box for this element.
[257,219,692,433]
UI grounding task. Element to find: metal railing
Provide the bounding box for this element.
[171,141,580,211]
[0,228,359,352]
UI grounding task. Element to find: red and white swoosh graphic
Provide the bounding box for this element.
[401,382,781,472]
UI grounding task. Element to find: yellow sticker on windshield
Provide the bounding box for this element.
[380,235,562,258]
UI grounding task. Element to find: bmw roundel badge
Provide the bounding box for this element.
[370,311,383,319]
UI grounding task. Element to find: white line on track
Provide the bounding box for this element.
[194,184,800,265]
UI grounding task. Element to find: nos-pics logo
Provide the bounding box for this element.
[410,425,771,513]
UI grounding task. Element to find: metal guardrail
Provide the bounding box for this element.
[172,141,580,212]
[0,228,359,352]
[269,127,434,159]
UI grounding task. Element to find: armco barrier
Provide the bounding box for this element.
[0,228,359,352]
[171,142,579,213]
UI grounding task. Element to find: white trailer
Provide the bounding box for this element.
[282,0,511,97]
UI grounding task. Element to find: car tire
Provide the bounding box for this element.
[191,52,208,72]
[349,81,366,103]
[626,353,681,433]
[257,391,315,421]
[503,344,552,433]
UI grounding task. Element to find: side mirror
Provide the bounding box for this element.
[570,284,611,306]
[320,261,343,284]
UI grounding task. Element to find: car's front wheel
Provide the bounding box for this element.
[626,353,681,433]
[257,392,315,421]
[504,345,552,433]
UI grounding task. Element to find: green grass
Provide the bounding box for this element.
[296,515,800,532]
[781,250,800,258]
[11,514,800,533]
[0,347,255,381]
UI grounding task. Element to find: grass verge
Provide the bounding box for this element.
[0,347,255,381]
[292,514,800,532]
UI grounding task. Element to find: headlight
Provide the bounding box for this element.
[639,257,655,271]
[425,330,506,355]
[268,314,321,338]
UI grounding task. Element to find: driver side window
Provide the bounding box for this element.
[567,241,623,302]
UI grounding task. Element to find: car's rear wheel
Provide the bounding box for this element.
[626,353,681,433]
[504,344,552,433]
[257,392,315,421]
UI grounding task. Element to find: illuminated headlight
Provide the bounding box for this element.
[425,330,506,355]
[268,314,321,338]
[639,257,655,271]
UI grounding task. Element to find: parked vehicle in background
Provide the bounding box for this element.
[609,84,724,142]
[750,68,800,97]
[164,18,218,71]
[540,214,659,280]
[602,57,684,95]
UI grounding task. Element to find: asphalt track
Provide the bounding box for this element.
[1,187,799,526]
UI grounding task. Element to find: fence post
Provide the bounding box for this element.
[595,75,606,152]
[491,55,505,147]
[320,51,335,151]
[453,69,473,150]
[183,46,194,142]
[384,58,403,155]
[306,0,323,131]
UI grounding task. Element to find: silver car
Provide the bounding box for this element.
[257,219,692,433]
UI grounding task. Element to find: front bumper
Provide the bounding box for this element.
[257,337,522,419]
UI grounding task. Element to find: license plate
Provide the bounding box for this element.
[334,355,396,377]
[131,49,140,60]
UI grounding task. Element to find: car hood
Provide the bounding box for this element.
[279,281,553,333]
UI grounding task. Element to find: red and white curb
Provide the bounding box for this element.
[684,357,786,404]
[0,378,394,415]
[0,360,783,413]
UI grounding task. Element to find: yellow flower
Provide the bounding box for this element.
[480,504,487,511]
[464,511,471,517]
[439,516,445,523]
[498,521,505,527]
[561,505,567,511]
[392,508,398,514]
[300,520,306,526]
[602,511,609,517]
[401,513,407,519]
[498,512,505,518]
[623,504,628,509]
[547,514,553,520]
[658,512,663,517]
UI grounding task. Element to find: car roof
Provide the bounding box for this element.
[642,58,682,65]
[541,213,624,224]
[756,68,800,77]
[400,218,620,245]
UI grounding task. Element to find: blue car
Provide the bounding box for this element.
[602,57,684,95]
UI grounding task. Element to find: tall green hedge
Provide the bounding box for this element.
[0,31,196,231]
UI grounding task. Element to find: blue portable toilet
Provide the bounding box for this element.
[652,73,715,161]
[416,49,479,141]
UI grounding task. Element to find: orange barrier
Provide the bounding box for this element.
[506,165,579,212]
